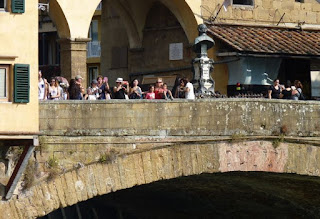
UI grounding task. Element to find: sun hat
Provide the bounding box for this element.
[116,78,123,83]
[75,75,83,80]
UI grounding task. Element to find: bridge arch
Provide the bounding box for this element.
[2,141,320,218]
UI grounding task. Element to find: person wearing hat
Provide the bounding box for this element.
[87,79,100,100]
[75,75,85,98]
[113,78,129,99]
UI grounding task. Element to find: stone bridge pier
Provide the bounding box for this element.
[0,99,320,218]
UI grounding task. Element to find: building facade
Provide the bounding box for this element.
[37,0,320,96]
[0,0,38,133]
[204,0,320,97]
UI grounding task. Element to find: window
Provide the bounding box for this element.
[14,64,29,103]
[88,66,99,86]
[89,20,99,42]
[0,65,9,101]
[0,0,6,10]
[233,0,254,6]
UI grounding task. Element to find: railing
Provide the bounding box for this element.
[96,2,102,10]
[87,41,101,58]
[39,99,320,137]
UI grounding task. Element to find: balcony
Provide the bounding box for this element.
[87,41,101,58]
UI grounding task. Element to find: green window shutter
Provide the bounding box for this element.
[14,64,29,103]
[11,0,25,13]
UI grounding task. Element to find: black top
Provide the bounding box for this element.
[68,84,82,100]
[268,85,281,99]
[114,88,126,99]
[282,89,292,100]
[98,84,106,99]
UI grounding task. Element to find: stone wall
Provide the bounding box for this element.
[40,99,320,137]
[1,138,320,218]
[202,0,320,26]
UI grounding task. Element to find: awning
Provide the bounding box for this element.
[208,24,320,57]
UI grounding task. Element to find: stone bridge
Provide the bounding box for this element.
[1,99,320,218]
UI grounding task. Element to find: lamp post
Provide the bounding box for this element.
[192,24,215,97]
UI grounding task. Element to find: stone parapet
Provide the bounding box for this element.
[39,99,320,137]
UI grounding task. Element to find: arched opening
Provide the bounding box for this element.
[87,1,103,86]
[38,0,102,85]
[40,172,320,218]
[38,0,198,89]
[101,1,194,88]
[100,2,131,85]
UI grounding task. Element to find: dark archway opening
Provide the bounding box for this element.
[40,172,320,218]
[278,58,311,98]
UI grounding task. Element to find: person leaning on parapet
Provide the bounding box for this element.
[47,77,60,100]
[38,70,48,100]
[145,85,155,99]
[292,80,305,100]
[154,78,164,99]
[281,81,294,100]
[183,77,195,100]
[163,83,174,100]
[268,79,283,99]
[129,79,143,99]
[87,79,100,100]
[174,78,185,98]
[68,79,82,100]
[75,75,85,99]
[113,78,129,99]
[97,75,110,100]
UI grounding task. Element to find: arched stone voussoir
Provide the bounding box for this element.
[3,141,320,218]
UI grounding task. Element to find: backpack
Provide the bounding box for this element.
[297,89,305,100]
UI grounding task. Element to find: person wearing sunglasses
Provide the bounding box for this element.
[154,78,164,99]
[48,77,60,100]
[113,78,129,99]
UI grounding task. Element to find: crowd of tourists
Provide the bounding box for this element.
[38,71,195,101]
[268,79,305,100]
[39,71,307,101]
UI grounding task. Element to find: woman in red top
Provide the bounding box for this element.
[154,78,164,99]
[145,85,155,99]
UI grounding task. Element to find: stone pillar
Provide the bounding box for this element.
[58,38,90,87]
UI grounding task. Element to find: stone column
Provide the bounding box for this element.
[58,38,90,87]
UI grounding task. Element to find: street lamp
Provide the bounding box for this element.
[192,24,215,97]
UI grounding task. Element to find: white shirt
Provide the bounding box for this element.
[185,82,195,100]
[38,78,46,100]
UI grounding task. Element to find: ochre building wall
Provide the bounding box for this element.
[0,0,39,133]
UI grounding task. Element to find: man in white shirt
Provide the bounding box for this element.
[38,70,48,100]
[183,78,195,100]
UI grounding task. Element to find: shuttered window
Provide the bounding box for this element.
[14,64,29,103]
[0,66,9,101]
[11,0,24,13]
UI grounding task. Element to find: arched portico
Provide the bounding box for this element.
[47,0,200,85]
[103,0,201,50]
[48,0,102,86]
[2,141,320,218]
